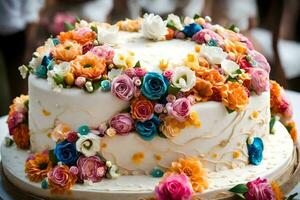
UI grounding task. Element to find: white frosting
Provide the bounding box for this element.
[1,121,294,199]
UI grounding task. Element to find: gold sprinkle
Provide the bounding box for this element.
[250,111,259,120]
[154,154,162,161]
[211,153,218,159]
[237,142,242,147]
[194,45,201,53]
[219,140,228,147]
[42,109,51,116]
[233,151,241,159]
[187,53,195,62]
[101,143,107,149]
[132,152,144,164]
[47,132,51,138]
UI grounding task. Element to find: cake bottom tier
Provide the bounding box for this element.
[1,122,296,200]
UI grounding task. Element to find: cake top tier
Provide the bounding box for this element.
[20,13,270,112]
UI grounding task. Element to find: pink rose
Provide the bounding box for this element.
[279,94,293,118]
[245,178,275,200]
[77,156,107,183]
[90,45,115,62]
[124,68,136,78]
[249,68,269,95]
[166,98,191,121]
[134,68,146,77]
[249,50,271,73]
[192,29,224,46]
[111,74,134,101]
[82,43,94,54]
[47,165,76,188]
[163,70,173,80]
[109,113,134,135]
[51,13,76,35]
[238,33,254,50]
[238,57,252,71]
[155,173,194,200]
[7,111,24,134]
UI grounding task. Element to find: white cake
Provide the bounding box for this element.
[3,13,298,200]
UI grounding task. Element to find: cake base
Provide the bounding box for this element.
[1,121,298,200]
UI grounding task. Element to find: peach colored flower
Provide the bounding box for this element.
[71,52,106,80]
[194,78,213,99]
[116,18,142,32]
[271,181,284,200]
[195,67,225,85]
[52,40,82,62]
[130,97,154,121]
[198,57,209,68]
[12,124,30,149]
[25,152,52,182]
[51,123,71,142]
[223,39,247,56]
[168,157,208,193]
[58,28,96,45]
[221,82,249,111]
[284,121,298,144]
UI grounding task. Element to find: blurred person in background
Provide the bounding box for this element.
[0,0,44,114]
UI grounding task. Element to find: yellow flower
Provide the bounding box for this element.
[168,157,208,192]
[184,53,200,71]
[221,82,249,111]
[271,181,284,200]
[116,18,142,32]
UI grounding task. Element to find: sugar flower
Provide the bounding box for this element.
[108,68,122,80]
[248,67,269,95]
[113,50,137,69]
[141,72,168,100]
[116,18,142,32]
[47,165,77,194]
[166,14,183,31]
[52,62,71,77]
[168,157,208,193]
[77,155,107,182]
[221,59,240,78]
[141,13,168,41]
[71,52,106,80]
[111,74,135,101]
[182,23,202,38]
[51,123,71,142]
[171,67,196,92]
[25,151,52,182]
[12,124,30,149]
[76,132,101,157]
[54,140,78,166]
[52,40,82,62]
[166,98,191,122]
[247,137,264,165]
[199,45,228,65]
[130,96,154,121]
[245,178,275,200]
[109,113,134,135]
[249,50,271,73]
[192,29,224,46]
[58,27,96,45]
[90,45,115,62]
[97,25,120,45]
[155,173,194,200]
[135,115,161,141]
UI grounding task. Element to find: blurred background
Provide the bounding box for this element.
[0,0,299,116]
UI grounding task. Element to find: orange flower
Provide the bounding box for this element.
[25,152,52,182]
[224,39,247,56]
[271,181,284,200]
[198,57,209,68]
[165,28,175,40]
[48,165,77,194]
[194,78,213,99]
[130,97,154,121]
[58,28,96,45]
[168,157,208,192]
[195,67,225,85]
[284,121,298,143]
[221,82,249,111]
[71,52,106,80]
[52,40,82,62]
[270,80,282,114]
[116,18,141,32]
[12,124,30,149]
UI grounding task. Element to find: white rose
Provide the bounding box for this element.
[28,54,43,69]
[221,59,240,77]
[97,25,120,45]
[183,16,195,25]
[113,50,137,69]
[47,71,63,93]
[171,67,196,92]
[53,62,71,77]
[199,45,228,65]
[166,14,183,30]
[76,133,101,157]
[141,13,168,41]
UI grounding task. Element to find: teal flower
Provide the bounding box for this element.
[34,55,53,78]
[182,23,202,38]
[247,137,264,165]
[135,115,161,141]
[141,72,168,100]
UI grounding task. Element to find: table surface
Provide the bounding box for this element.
[0,90,300,199]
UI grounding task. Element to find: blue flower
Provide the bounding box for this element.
[135,115,161,141]
[247,137,264,165]
[54,140,78,166]
[182,23,202,38]
[34,55,53,78]
[141,72,168,100]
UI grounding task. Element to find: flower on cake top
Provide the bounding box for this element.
[89,45,115,63]
[141,72,168,100]
[51,40,82,62]
[166,14,183,31]
[192,29,224,46]
[135,115,161,141]
[58,27,96,45]
[182,23,202,38]
[155,173,194,200]
[113,50,137,69]
[97,25,120,45]
[166,98,191,122]
[130,96,154,121]
[199,45,228,65]
[171,67,196,92]
[248,67,269,95]
[141,13,168,41]
[25,151,52,182]
[111,74,135,101]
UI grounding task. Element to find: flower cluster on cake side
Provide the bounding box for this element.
[4,13,298,199]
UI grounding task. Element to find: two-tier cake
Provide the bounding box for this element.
[1,13,298,200]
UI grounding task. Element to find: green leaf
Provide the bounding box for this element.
[229,184,248,194]
[167,21,177,30]
[226,107,235,114]
[92,80,101,91]
[91,25,98,33]
[227,76,237,82]
[287,193,298,200]
[76,16,81,23]
[134,61,141,68]
[158,131,167,139]
[24,100,29,110]
[53,74,64,85]
[286,125,292,133]
[64,22,75,31]
[228,24,238,32]
[235,69,243,74]
[269,116,276,134]
[48,149,58,165]
[168,85,181,95]
[193,14,200,19]
[121,107,131,113]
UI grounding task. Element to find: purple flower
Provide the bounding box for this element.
[109,113,134,135]
[111,74,134,101]
[248,68,269,95]
[155,173,194,200]
[77,156,107,183]
[166,98,191,121]
[192,29,224,46]
[245,178,275,200]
